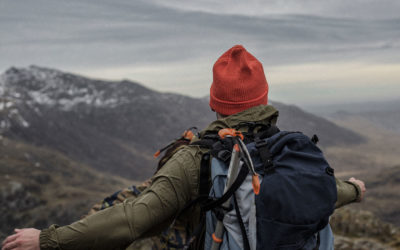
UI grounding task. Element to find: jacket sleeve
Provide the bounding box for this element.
[335,178,361,209]
[39,149,200,250]
[85,180,152,217]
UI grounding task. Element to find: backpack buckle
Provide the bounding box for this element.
[311,134,319,144]
[217,150,231,162]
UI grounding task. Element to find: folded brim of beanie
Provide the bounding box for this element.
[209,86,268,116]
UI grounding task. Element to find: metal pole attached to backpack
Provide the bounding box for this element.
[210,129,244,250]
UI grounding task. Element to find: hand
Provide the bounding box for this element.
[2,228,40,250]
[348,177,366,202]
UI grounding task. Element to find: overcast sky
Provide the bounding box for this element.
[0,0,399,106]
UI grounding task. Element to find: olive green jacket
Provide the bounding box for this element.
[40,105,361,250]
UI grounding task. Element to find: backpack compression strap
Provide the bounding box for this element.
[201,164,249,212]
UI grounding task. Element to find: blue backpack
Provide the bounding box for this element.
[193,126,337,250]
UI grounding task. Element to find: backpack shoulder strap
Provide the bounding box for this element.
[199,152,211,197]
[253,124,280,173]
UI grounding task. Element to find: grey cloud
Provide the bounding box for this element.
[0,0,399,100]
[149,0,400,20]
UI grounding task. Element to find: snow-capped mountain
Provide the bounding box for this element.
[0,66,214,179]
[0,66,364,179]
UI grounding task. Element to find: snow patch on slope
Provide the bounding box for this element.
[1,66,133,111]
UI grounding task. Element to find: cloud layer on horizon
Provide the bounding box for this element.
[150,0,400,19]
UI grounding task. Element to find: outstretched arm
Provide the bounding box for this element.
[2,148,200,250]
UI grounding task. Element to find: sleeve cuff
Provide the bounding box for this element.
[39,225,60,250]
[344,181,362,202]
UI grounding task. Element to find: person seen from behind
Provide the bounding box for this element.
[2,45,366,250]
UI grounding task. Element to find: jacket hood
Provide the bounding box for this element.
[199,105,279,138]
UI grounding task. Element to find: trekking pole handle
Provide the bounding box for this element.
[238,136,260,195]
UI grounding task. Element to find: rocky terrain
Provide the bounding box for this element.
[0,136,131,240]
[357,165,400,227]
[332,207,400,250]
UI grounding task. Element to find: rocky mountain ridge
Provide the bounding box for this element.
[0,66,365,180]
[0,66,214,179]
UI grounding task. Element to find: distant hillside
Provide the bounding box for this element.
[271,101,366,146]
[304,99,400,115]
[322,115,400,228]
[0,136,131,240]
[0,66,365,180]
[305,99,400,135]
[331,109,400,135]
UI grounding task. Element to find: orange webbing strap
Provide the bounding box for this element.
[252,174,260,195]
[212,233,223,243]
[182,129,195,140]
[218,128,244,140]
[153,150,161,158]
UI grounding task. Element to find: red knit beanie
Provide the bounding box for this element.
[210,45,269,116]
